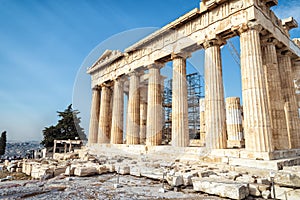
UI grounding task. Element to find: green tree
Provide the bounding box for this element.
[41,104,86,148]
[0,131,7,156]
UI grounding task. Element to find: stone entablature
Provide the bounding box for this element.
[88,0,300,88]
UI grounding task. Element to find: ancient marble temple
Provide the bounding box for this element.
[87,0,300,160]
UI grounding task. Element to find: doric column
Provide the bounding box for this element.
[239,25,273,152]
[126,71,140,145]
[199,98,206,146]
[292,58,300,110]
[226,97,244,148]
[146,64,163,146]
[278,51,300,148]
[97,84,112,144]
[261,39,288,150]
[140,100,147,144]
[139,83,147,144]
[110,77,124,144]
[204,39,227,149]
[88,87,101,145]
[171,54,189,147]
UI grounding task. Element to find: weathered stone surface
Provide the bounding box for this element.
[117,166,130,175]
[54,166,67,176]
[7,164,17,171]
[198,171,217,178]
[236,175,256,183]
[182,173,193,186]
[204,41,226,149]
[88,87,100,144]
[192,177,249,200]
[249,184,261,197]
[104,164,115,173]
[257,178,270,185]
[130,166,141,177]
[31,166,54,179]
[171,56,189,147]
[140,168,163,180]
[97,165,109,174]
[9,168,16,173]
[271,186,300,200]
[16,168,22,173]
[146,65,163,146]
[172,175,184,187]
[65,166,76,176]
[258,184,270,192]
[74,167,98,177]
[63,153,78,160]
[275,172,300,187]
[262,190,271,199]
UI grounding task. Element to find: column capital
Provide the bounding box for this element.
[260,36,280,47]
[171,52,191,60]
[92,85,101,91]
[147,62,164,69]
[100,81,113,88]
[277,48,294,57]
[113,75,126,83]
[237,23,263,35]
[128,70,142,77]
[203,37,226,49]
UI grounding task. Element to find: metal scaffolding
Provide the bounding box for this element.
[162,72,204,143]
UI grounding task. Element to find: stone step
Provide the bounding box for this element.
[192,177,249,200]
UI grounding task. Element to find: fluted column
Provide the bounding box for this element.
[261,40,288,150]
[278,52,300,148]
[140,101,147,144]
[146,64,163,146]
[126,71,140,145]
[199,98,206,146]
[139,84,147,144]
[239,25,273,152]
[172,55,189,147]
[110,78,124,144]
[226,97,244,148]
[88,87,101,145]
[204,39,227,149]
[98,84,112,144]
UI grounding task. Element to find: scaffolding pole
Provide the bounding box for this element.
[162,72,204,143]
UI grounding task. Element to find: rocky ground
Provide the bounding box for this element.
[1,148,300,200]
[0,173,224,200]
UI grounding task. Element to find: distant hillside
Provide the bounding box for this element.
[2,141,42,159]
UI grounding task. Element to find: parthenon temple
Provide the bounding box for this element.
[87,0,300,161]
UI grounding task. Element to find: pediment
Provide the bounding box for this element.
[90,49,123,70]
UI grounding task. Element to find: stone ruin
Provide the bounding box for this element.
[87,0,300,161]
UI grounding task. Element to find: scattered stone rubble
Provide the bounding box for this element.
[1,150,300,199]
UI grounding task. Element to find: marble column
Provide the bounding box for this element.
[199,98,206,146]
[140,85,147,145]
[278,52,300,148]
[204,39,227,149]
[97,84,112,144]
[146,64,163,146]
[239,25,273,152]
[261,40,288,150]
[171,55,189,147]
[88,87,101,145]
[110,78,124,144]
[226,97,244,148]
[126,72,140,145]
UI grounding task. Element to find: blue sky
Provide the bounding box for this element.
[0,0,299,141]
